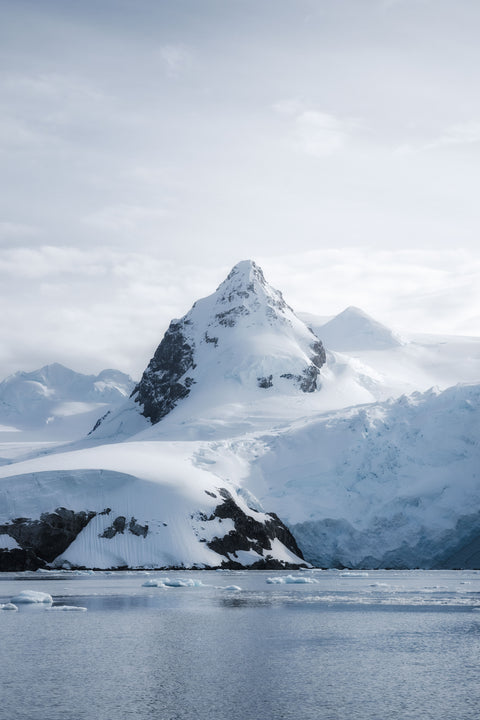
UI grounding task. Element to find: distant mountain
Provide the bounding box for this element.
[305,306,402,351]
[0,363,134,439]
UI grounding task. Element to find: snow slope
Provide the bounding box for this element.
[0,440,304,570]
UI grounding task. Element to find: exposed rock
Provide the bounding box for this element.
[100,516,126,538]
[100,515,149,539]
[257,375,273,389]
[132,319,196,424]
[0,508,96,570]
[128,517,148,538]
[206,489,305,569]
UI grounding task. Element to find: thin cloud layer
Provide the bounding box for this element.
[0,0,479,377]
[0,246,478,379]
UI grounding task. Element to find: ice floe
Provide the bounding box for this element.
[10,590,53,604]
[46,605,87,612]
[266,574,319,585]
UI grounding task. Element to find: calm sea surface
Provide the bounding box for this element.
[1,569,480,720]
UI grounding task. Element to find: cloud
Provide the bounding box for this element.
[425,121,480,150]
[0,222,41,241]
[258,247,480,338]
[158,44,192,77]
[83,204,169,232]
[274,100,359,157]
[395,121,480,155]
[1,244,478,381]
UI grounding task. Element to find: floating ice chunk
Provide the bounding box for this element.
[265,575,318,585]
[46,605,87,612]
[10,590,53,604]
[285,574,318,584]
[163,578,208,587]
[0,603,18,611]
[266,575,318,584]
[221,585,242,591]
[340,572,369,577]
[142,579,165,587]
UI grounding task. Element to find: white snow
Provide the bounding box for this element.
[0,603,18,611]
[0,534,20,550]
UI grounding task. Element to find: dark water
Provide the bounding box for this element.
[1,570,480,720]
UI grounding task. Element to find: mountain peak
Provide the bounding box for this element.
[318,306,402,351]
[91,261,326,435]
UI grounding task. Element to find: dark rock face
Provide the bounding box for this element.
[257,375,273,389]
[0,508,96,570]
[132,319,196,424]
[204,489,305,569]
[100,515,148,539]
[300,340,327,393]
[280,341,326,393]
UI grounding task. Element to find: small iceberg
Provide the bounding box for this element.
[221,585,242,591]
[163,578,206,588]
[10,590,53,604]
[0,603,18,611]
[266,575,318,585]
[46,605,87,612]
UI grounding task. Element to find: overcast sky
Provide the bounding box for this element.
[1,0,479,379]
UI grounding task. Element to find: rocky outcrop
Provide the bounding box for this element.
[0,507,97,570]
[202,489,305,569]
[100,515,149,539]
[132,319,196,424]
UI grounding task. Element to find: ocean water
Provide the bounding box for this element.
[1,569,480,720]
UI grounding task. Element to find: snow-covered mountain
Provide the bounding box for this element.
[0,260,479,571]
[90,260,327,441]
[304,305,402,351]
[0,363,134,441]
